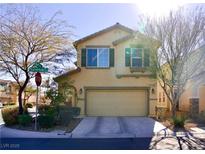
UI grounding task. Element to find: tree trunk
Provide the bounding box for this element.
[171,99,178,117]
[18,88,24,115]
[172,105,176,117]
[18,74,30,115]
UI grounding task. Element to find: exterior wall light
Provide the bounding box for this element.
[79,88,83,95]
[151,88,155,94]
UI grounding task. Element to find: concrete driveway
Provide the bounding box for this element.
[72,117,170,138]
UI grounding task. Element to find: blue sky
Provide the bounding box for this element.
[0,3,141,81]
[34,3,140,40]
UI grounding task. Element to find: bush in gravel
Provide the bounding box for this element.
[58,106,81,126]
[38,103,51,112]
[18,114,32,126]
[172,116,186,128]
[38,114,55,128]
[69,107,81,117]
[59,110,73,126]
[38,105,57,128]
[2,107,19,126]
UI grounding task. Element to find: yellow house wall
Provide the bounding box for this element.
[199,85,205,113]
[179,81,205,112]
[58,28,157,116]
[179,84,193,112]
[157,80,205,113]
[156,81,171,110]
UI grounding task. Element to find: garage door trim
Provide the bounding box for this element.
[84,86,150,116]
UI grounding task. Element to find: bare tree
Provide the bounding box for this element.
[0,5,74,114]
[23,84,36,105]
[141,5,205,116]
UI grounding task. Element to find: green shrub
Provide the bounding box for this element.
[38,114,55,128]
[172,116,186,128]
[2,107,19,126]
[59,110,73,126]
[58,106,81,126]
[38,104,58,128]
[25,103,33,108]
[38,104,50,112]
[44,107,57,116]
[18,114,32,126]
[69,107,81,117]
[46,89,65,107]
[59,106,80,116]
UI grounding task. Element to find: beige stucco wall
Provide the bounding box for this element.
[199,85,205,113]
[179,79,205,113]
[156,81,171,110]
[58,27,157,116]
[179,81,193,112]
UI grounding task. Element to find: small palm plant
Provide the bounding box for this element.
[172,116,187,129]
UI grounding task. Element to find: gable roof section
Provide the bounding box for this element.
[112,34,135,46]
[73,23,135,47]
[53,67,81,82]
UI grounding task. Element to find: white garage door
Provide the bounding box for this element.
[86,89,148,116]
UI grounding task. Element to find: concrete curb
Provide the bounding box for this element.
[71,133,135,138]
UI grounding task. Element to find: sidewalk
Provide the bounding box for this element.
[0,126,71,138]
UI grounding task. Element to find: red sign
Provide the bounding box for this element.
[35,72,42,86]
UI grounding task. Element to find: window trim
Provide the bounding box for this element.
[86,48,110,68]
[130,48,144,68]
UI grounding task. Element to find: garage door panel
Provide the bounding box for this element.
[86,89,148,116]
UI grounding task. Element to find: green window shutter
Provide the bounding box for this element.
[144,48,150,67]
[125,48,131,67]
[109,48,114,67]
[81,48,86,67]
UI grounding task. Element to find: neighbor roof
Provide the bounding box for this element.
[0,79,17,84]
[73,23,135,47]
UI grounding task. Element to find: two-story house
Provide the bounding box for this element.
[179,45,205,114]
[0,79,18,105]
[54,23,158,117]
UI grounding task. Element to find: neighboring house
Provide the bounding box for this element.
[54,23,158,117]
[179,45,205,114]
[0,79,18,105]
[156,45,205,115]
[23,85,49,105]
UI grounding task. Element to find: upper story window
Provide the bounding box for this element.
[131,48,143,67]
[86,48,109,68]
[125,47,150,68]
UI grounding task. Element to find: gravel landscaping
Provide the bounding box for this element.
[6,118,82,133]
